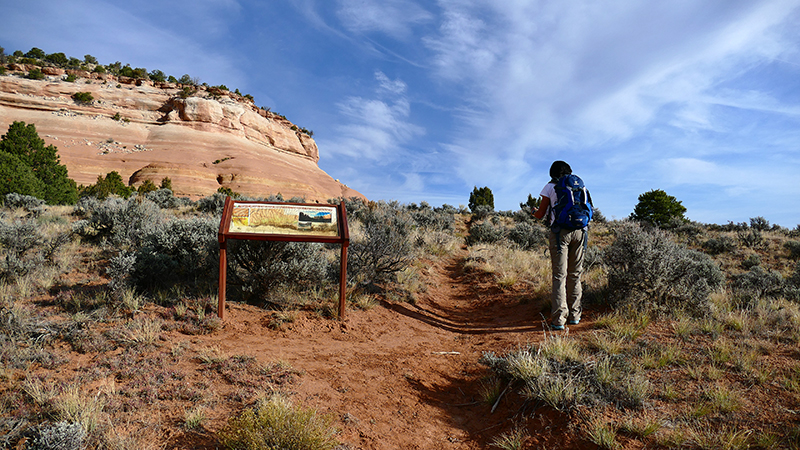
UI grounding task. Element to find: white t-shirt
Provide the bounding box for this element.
[540,182,557,225]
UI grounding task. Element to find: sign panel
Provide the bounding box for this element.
[229,203,339,237]
[217,197,350,321]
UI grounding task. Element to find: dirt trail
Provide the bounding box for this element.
[179,252,593,449]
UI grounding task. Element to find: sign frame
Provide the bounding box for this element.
[217,196,350,320]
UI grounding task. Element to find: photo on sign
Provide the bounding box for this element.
[229,203,338,237]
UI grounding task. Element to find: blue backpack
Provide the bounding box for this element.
[551,174,593,231]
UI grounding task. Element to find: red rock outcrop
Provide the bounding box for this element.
[0,68,364,202]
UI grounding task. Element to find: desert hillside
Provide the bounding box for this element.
[0,65,363,202]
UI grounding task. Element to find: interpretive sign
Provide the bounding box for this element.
[229,202,339,237]
[217,197,350,320]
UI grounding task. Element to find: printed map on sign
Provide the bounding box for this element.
[229,203,339,237]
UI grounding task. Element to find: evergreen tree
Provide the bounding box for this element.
[0,121,78,204]
[468,186,494,212]
[0,152,45,199]
[80,171,133,199]
[630,189,687,228]
[160,177,173,190]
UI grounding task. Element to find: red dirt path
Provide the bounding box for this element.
[166,253,597,449]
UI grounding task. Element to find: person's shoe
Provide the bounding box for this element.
[551,324,565,330]
[568,319,580,325]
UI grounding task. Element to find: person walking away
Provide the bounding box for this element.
[532,161,593,330]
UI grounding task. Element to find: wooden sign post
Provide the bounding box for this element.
[217,197,350,320]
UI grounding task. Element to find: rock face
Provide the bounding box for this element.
[0,68,364,202]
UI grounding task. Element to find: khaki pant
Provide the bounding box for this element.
[549,228,586,327]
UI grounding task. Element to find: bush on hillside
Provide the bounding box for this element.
[408,206,455,232]
[112,217,219,295]
[702,236,737,255]
[785,241,800,260]
[71,92,93,104]
[0,218,72,282]
[229,240,329,306]
[730,266,785,305]
[136,179,158,195]
[506,221,548,250]
[27,68,45,80]
[79,171,133,199]
[72,196,161,249]
[3,193,45,215]
[144,188,191,209]
[604,222,724,317]
[348,202,415,283]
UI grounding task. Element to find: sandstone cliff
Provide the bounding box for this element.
[0,65,364,202]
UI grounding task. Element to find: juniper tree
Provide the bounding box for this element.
[0,121,78,204]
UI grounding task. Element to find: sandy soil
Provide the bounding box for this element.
[156,251,593,450]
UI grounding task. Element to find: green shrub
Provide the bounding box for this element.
[218,396,338,450]
[64,73,77,82]
[230,240,329,306]
[159,177,173,191]
[730,266,785,303]
[630,189,687,228]
[469,186,494,212]
[348,202,415,283]
[506,221,547,250]
[3,193,45,214]
[137,179,158,195]
[785,241,800,260]
[27,68,45,80]
[79,171,133,199]
[71,92,93,104]
[72,196,161,249]
[604,222,724,317]
[0,218,72,282]
[702,236,737,255]
[119,217,219,295]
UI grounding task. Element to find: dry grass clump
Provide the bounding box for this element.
[465,243,549,291]
[217,395,338,450]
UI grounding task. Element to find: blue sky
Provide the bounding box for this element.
[2,1,800,226]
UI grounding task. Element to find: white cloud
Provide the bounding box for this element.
[418,0,800,214]
[320,71,424,160]
[335,0,433,38]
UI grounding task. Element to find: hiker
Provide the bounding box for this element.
[532,161,593,330]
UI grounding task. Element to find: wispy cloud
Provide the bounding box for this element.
[335,0,434,38]
[320,71,425,160]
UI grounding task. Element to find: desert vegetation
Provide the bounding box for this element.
[0,46,300,126]
[0,178,799,448]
